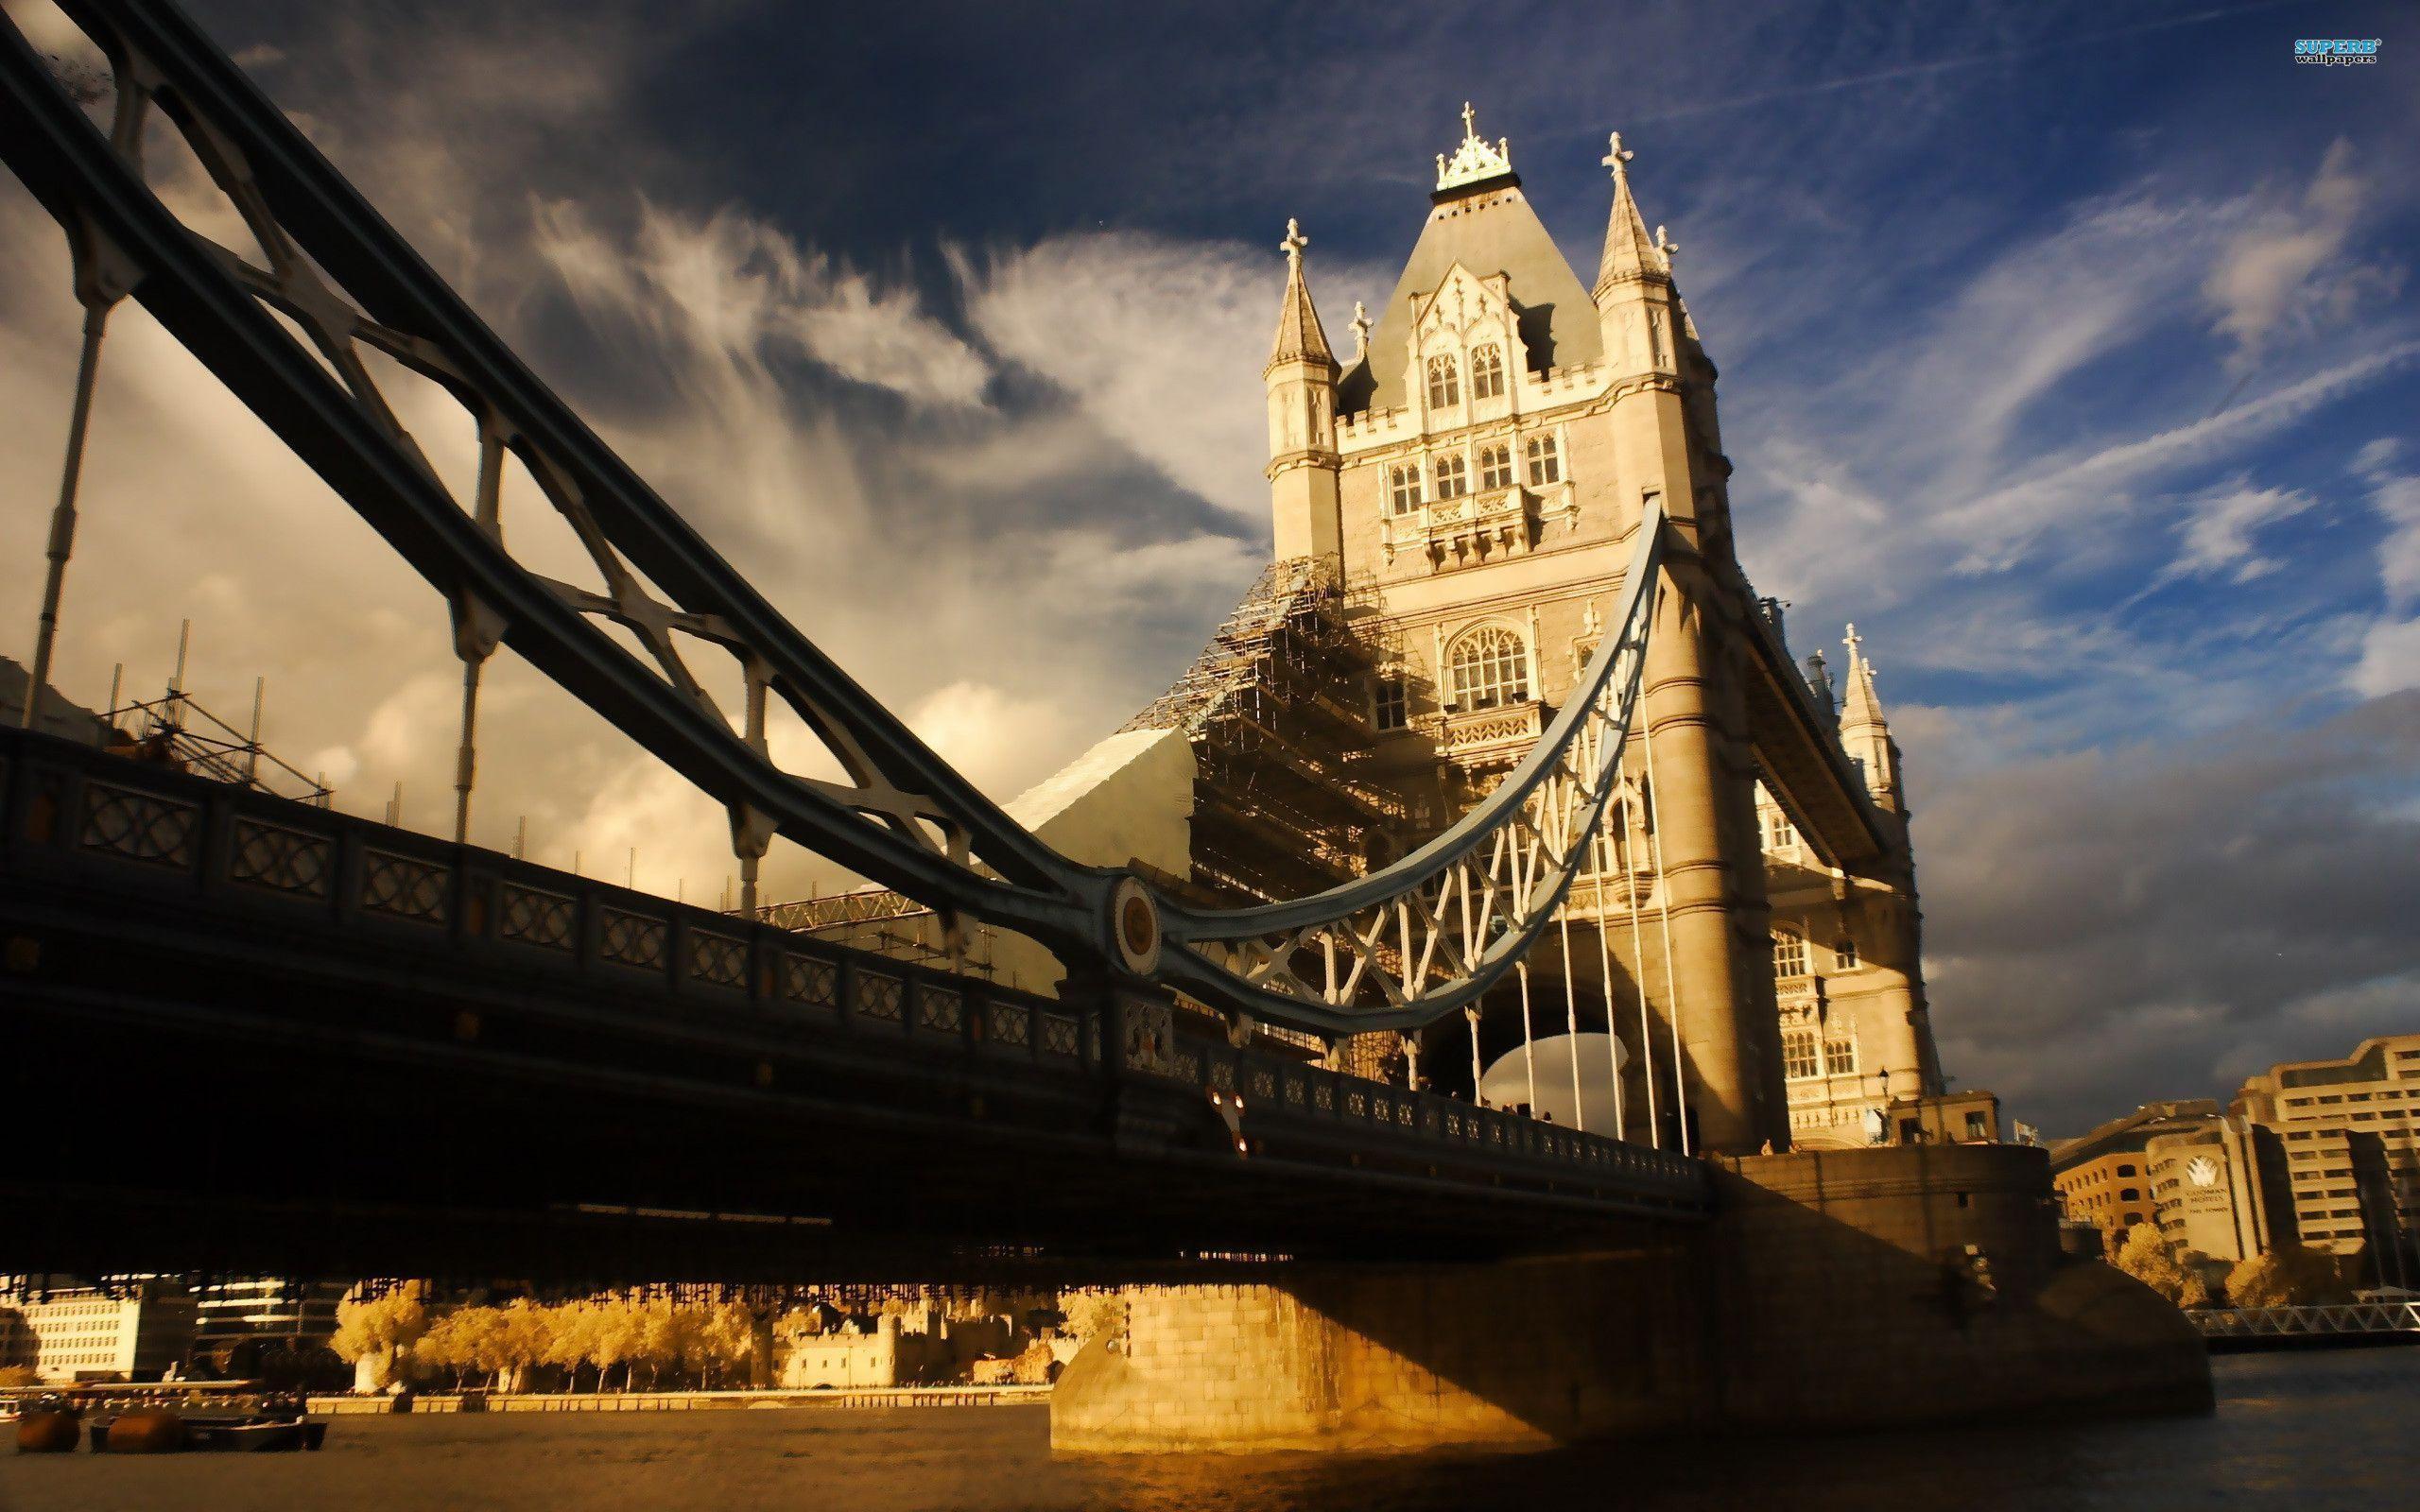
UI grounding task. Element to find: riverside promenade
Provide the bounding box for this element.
[309,1385,1051,1415]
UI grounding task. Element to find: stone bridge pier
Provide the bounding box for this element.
[1053,1144,2211,1453]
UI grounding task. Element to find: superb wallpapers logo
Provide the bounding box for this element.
[2295,38,2382,65]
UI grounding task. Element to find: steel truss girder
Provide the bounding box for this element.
[0,0,1668,1040]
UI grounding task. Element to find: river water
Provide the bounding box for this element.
[5,1351,2414,1511]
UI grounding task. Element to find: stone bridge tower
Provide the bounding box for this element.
[1250,108,1945,1154]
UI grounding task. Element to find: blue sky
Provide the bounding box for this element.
[0,0,2413,1133]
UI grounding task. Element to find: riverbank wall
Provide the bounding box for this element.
[1053,1143,2213,1452]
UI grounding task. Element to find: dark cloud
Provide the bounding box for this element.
[1917,693,2420,1135]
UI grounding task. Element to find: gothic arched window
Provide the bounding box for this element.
[1782,1028,1819,1081]
[1447,625,1529,711]
[1478,441,1513,491]
[1772,929,1808,980]
[1432,453,1468,499]
[1834,936,1859,971]
[1388,464,1424,516]
[1761,804,1797,854]
[1823,1022,1858,1074]
[1525,433,1562,485]
[1426,353,1461,409]
[1471,344,1505,400]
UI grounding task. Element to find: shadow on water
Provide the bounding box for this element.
[1080,1354,2412,1512]
[3,1353,2413,1512]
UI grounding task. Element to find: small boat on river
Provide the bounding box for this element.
[7,1382,327,1452]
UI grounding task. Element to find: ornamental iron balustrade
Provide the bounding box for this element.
[80,782,199,868]
[988,1002,1031,1048]
[687,932,748,988]
[361,850,448,924]
[856,973,906,1022]
[780,954,838,1008]
[918,987,964,1034]
[496,885,577,951]
[598,909,668,971]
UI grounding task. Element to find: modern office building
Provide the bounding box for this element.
[2048,1100,2222,1233]
[189,1277,347,1366]
[0,1277,196,1383]
[2232,1034,2420,1276]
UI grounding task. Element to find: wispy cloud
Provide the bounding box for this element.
[2205,138,2405,373]
[2161,476,2319,585]
[1939,340,2418,575]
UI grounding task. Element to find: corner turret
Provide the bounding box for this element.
[1264,218,1341,562]
[1592,133,1683,380]
[1837,624,1903,813]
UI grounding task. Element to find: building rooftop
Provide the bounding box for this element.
[2266,1036,2416,1090]
[2048,1099,2221,1171]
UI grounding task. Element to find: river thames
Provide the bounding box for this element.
[5,1351,2414,1511]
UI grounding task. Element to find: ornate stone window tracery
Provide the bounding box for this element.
[1471,344,1505,400]
[1772,928,1808,980]
[1478,441,1513,491]
[1432,453,1469,499]
[1426,353,1461,409]
[1446,624,1530,711]
[1824,1023,1858,1074]
[1525,433,1562,486]
[1782,1027,1820,1081]
[1389,463,1424,516]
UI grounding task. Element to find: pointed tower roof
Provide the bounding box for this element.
[1339,108,1600,415]
[1838,624,1888,731]
[1266,218,1337,374]
[1593,131,1670,301]
[1803,648,1837,722]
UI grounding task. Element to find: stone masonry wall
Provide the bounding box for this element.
[1707,1143,2212,1431]
[1053,1144,2210,1454]
[1052,1246,1705,1453]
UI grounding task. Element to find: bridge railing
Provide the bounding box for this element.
[2191,1302,2420,1337]
[0,719,1100,1076]
[0,721,1711,1215]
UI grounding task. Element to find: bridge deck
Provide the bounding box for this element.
[0,726,1708,1280]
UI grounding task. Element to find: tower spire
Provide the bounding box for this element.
[1839,623,1886,731]
[1594,130,1668,299]
[1836,622,1903,812]
[1266,217,1336,372]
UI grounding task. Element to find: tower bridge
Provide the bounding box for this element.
[2,2,2208,1452]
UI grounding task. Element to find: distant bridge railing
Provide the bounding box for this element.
[2191,1302,2420,1339]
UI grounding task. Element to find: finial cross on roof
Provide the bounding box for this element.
[1602,130,1634,178]
[1842,624,1863,663]
[1655,224,1679,261]
[1350,301,1373,352]
[1280,217,1307,265]
[1461,101,1478,140]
